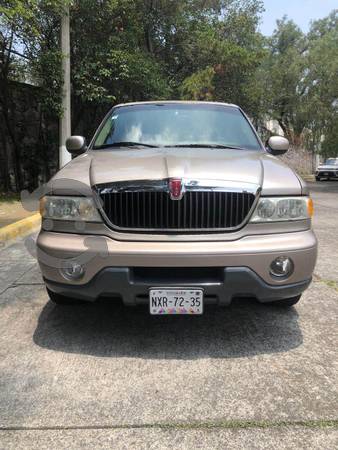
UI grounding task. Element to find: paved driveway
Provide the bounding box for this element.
[0,200,34,228]
[0,182,337,449]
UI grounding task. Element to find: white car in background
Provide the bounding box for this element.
[316,158,338,181]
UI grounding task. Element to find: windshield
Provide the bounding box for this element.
[93,104,262,151]
[325,159,338,165]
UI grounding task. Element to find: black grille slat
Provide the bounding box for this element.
[193,192,197,228]
[98,188,255,233]
[218,192,222,228]
[229,193,233,227]
[190,192,193,226]
[142,192,146,228]
[212,192,216,228]
[136,192,139,227]
[183,193,187,229]
[165,193,169,228]
[236,193,240,226]
[125,192,129,227]
[159,192,163,228]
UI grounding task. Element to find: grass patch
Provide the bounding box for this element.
[314,274,338,293]
[323,279,338,293]
[143,419,338,431]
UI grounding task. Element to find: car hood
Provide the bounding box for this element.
[50,147,303,196]
[317,164,338,170]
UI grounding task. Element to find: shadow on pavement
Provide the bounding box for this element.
[33,298,302,359]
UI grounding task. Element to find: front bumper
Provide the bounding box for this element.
[45,267,312,305]
[316,170,338,178]
[37,229,317,303]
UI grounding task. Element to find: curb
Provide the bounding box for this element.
[0,213,41,248]
[302,175,316,182]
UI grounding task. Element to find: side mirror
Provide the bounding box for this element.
[66,136,87,156]
[266,136,289,156]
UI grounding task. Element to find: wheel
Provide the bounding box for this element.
[315,176,321,181]
[265,295,302,307]
[46,287,84,305]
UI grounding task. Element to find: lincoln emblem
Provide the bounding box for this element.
[169,178,184,200]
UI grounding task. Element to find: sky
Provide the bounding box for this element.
[260,0,337,35]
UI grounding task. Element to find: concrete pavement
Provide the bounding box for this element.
[0,182,337,449]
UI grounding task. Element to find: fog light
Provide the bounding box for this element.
[270,256,294,278]
[60,261,85,280]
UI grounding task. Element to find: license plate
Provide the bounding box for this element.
[149,288,203,315]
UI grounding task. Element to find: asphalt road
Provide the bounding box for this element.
[0,181,337,449]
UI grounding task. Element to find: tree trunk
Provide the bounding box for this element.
[144,0,155,54]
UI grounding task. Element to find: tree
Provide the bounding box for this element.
[257,18,309,145]
[0,0,67,190]
[3,1,336,191]
[67,0,265,138]
[0,0,35,190]
[257,10,338,155]
[178,0,265,116]
[305,10,338,156]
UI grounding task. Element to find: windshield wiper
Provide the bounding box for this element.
[94,142,248,150]
[93,141,157,149]
[165,144,248,150]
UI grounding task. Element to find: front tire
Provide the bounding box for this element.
[46,287,84,305]
[315,176,321,181]
[265,295,302,307]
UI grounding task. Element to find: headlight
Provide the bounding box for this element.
[40,196,102,222]
[250,197,313,222]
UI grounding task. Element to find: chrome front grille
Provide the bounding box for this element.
[96,182,257,233]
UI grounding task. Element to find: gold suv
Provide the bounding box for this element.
[37,102,317,314]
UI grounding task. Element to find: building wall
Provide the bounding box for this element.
[0,81,58,191]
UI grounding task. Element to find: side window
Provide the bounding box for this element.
[95,116,116,146]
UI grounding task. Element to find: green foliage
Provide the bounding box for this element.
[31,50,64,115]
[2,0,265,118]
[180,67,216,100]
[0,0,69,115]
[255,10,338,155]
[305,10,338,153]
[173,1,265,112]
[1,0,338,163]
[74,48,171,104]
[256,18,309,143]
[0,1,69,38]
[70,0,168,104]
[321,124,338,158]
